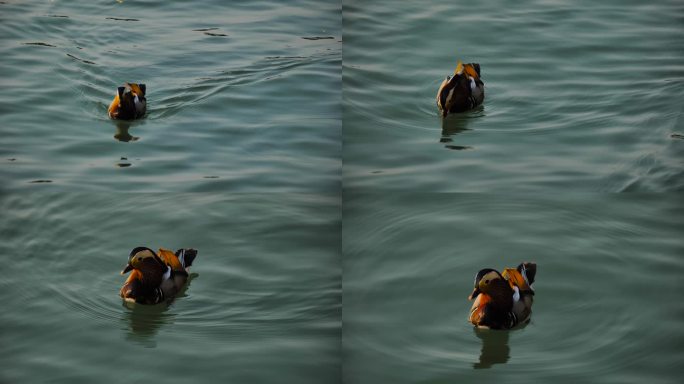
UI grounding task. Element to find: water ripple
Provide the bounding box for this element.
[343,194,683,382]
[343,0,684,191]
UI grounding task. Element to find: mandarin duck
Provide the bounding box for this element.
[120,247,197,305]
[468,262,536,329]
[436,61,484,117]
[108,82,146,120]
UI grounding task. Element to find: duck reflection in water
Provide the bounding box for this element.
[113,120,139,142]
[473,328,510,369]
[121,275,196,347]
[439,113,474,151]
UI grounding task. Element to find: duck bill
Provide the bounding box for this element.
[468,287,481,301]
[121,264,134,275]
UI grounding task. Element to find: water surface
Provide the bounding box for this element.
[342,193,683,383]
[1,0,340,192]
[343,0,684,191]
[1,193,340,383]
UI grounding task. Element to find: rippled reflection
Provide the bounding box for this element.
[440,114,472,150]
[121,275,197,347]
[113,121,139,143]
[122,301,175,348]
[472,328,510,369]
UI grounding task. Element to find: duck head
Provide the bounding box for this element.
[121,246,167,284]
[115,83,146,120]
[468,268,514,307]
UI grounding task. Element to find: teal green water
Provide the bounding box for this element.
[343,0,684,191]
[342,193,683,383]
[1,193,340,383]
[0,0,340,192]
[2,0,683,383]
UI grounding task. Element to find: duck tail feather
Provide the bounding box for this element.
[175,248,198,269]
[517,262,536,286]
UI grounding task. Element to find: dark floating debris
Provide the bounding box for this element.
[203,176,219,179]
[66,53,95,65]
[193,28,228,37]
[120,157,128,160]
[7,158,16,161]
[302,36,335,40]
[671,133,684,140]
[23,42,56,47]
[371,170,383,174]
[445,145,473,151]
[29,180,53,184]
[106,17,140,21]
[46,14,69,18]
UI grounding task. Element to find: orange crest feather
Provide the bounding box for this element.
[157,248,184,272]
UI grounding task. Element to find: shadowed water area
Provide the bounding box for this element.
[0,0,340,192]
[342,193,683,383]
[0,193,341,383]
[343,0,684,191]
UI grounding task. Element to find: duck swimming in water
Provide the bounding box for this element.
[108,82,146,120]
[120,247,197,305]
[468,262,536,329]
[436,61,484,117]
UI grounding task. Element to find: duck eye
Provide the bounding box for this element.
[484,279,490,284]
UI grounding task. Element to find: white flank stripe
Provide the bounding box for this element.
[445,88,455,109]
[512,286,520,303]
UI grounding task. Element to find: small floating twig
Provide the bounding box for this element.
[66,53,95,65]
[23,42,56,47]
[106,17,139,21]
[301,36,335,40]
